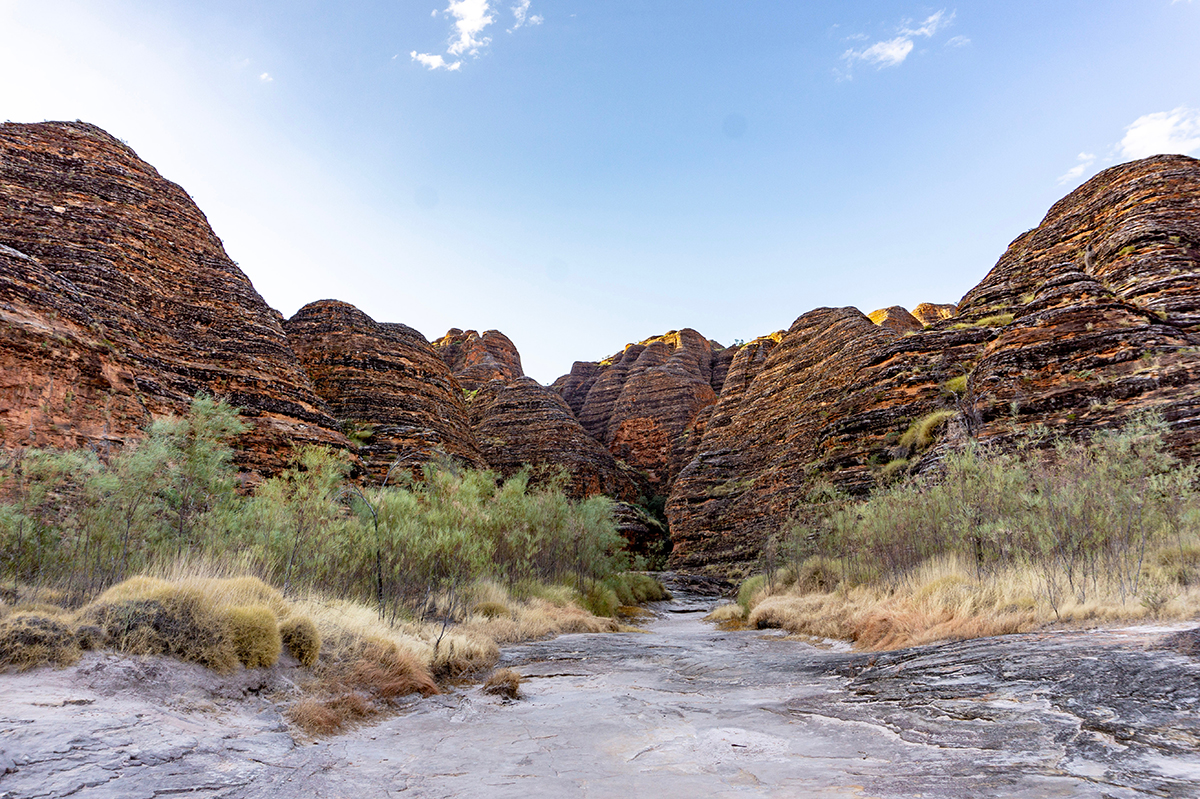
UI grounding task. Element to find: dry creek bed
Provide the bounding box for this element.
[2,578,1198,798]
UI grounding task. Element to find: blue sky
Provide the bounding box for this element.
[3,1,1200,382]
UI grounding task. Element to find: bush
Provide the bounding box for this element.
[738,574,767,614]
[578,583,619,618]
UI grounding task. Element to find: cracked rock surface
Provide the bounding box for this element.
[2,590,1198,798]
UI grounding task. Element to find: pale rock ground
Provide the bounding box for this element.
[2,589,1198,798]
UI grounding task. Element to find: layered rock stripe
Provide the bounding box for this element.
[667,155,1200,569]
[0,121,348,476]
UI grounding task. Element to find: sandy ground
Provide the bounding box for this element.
[2,598,1198,798]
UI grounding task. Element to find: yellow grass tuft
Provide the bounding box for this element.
[279,616,321,667]
[227,605,282,668]
[482,667,522,699]
[741,553,1200,651]
[0,612,81,670]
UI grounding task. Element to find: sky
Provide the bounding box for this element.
[2,1,1200,383]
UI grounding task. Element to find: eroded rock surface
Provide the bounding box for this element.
[432,328,523,390]
[4,608,1196,798]
[0,121,348,475]
[284,300,485,478]
[466,376,640,501]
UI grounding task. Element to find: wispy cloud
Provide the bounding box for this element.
[508,0,543,32]
[258,72,273,82]
[1056,106,1200,187]
[1057,152,1096,184]
[1120,107,1200,159]
[413,0,541,71]
[410,51,461,71]
[838,10,958,77]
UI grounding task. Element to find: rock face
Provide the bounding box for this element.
[551,329,733,494]
[284,301,485,478]
[465,377,639,502]
[868,305,923,333]
[0,121,348,475]
[668,155,1200,570]
[911,302,958,325]
[432,329,523,390]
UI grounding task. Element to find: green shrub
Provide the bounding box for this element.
[898,410,958,451]
[578,583,619,618]
[738,574,767,614]
[942,375,968,395]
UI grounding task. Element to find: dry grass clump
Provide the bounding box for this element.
[227,605,282,669]
[79,577,243,672]
[738,554,1200,651]
[280,616,321,667]
[0,611,81,670]
[705,602,747,629]
[76,574,313,673]
[482,667,522,699]
[284,596,443,736]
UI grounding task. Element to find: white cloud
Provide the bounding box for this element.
[1057,152,1096,184]
[411,51,462,71]
[509,0,543,31]
[258,72,273,82]
[445,0,494,56]
[1119,107,1200,159]
[900,10,953,38]
[854,37,914,68]
[945,35,970,47]
[840,10,957,74]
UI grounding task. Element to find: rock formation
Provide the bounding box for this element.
[911,302,957,326]
[284,300,485,478]
[465,377,640,501]
[867,305,923,333]
[668,154,1200,570]
[5,122,1199,575]
[0,121,348,476]
[432,329,523,389]
[551,329,734,494]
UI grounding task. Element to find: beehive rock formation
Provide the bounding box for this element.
[284,300,485,478]
[0,121,348,475]
[868,305,923,333]
[668,155,1200,569]
[912,302,958,325]
[432,329,523,389]
[551,329,734,493]
[465,377,640,502]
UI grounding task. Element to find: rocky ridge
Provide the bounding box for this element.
[283,300,486,478]
[3,122,1200,574]
[552,329,736,495]
[667,154,1200,568]
[0,121,348,477]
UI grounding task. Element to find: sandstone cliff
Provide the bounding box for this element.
[284,300,485,478]
[432,328,523,390]
[0,121,348,475]
[551,329,731,493]
[465,377,640,502]
[668,154,1200,570]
